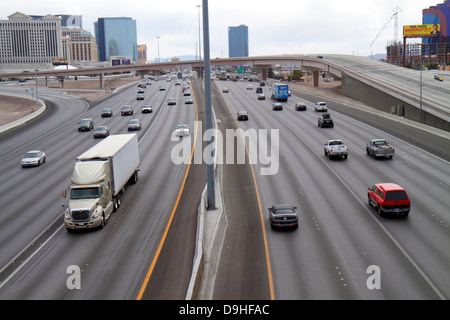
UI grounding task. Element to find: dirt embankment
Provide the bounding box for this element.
[0,77,138,126]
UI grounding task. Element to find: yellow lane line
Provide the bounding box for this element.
[136,81,199,300]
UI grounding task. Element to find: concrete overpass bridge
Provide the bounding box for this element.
[1,54,449,131]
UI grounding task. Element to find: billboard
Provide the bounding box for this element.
[403,24,440,37]
[52,58,68,66]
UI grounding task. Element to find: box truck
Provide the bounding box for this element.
[63,134,140,231]
[272,83,289,102]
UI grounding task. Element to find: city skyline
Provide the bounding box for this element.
[0,0,441,60]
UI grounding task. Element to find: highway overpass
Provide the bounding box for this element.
[2,54,449,131]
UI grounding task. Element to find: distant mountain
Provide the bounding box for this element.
[368,53,387,61]
[149,55,198,63]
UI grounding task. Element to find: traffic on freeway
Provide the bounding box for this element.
[0,73,201,299]
[212,77,449,300]
[0,71,449,301]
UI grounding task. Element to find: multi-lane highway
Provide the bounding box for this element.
[0,78,201,299]
[212,79,449,300]
[0,73,449,300]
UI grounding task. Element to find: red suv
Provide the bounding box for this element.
[368,183,410,217]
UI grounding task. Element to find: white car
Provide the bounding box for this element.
[175,124,190,137]
[315,102,328,112]
[21,150,46,167]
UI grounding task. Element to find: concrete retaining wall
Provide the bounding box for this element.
[341,72,450,132]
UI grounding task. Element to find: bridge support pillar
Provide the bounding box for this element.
[57,76,65,88]
[261,68,267,81]
[313,70,319,87]
[99,73,104,89]
[193,66,202,79]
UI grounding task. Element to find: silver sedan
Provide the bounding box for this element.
[21,150,46,167]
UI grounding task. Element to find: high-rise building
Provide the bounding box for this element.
[0,12,63,68]
[95,17,138,62]
[228,24,249,58]
[62,28,98,62]
[137,44,147,63]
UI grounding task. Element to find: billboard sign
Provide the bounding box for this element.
[52,58,68,66]
[403,24,440,37]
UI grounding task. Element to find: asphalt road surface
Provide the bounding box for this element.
[212,79,449,300]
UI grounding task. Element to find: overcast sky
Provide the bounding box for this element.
[1,0,440,60]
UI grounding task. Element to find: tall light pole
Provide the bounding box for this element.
[196,4,202,78]
[196,5,201,60]
[202,0,215,209]
[34,69,39,111]
[156,36,160,63]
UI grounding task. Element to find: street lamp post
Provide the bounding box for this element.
[156,36,160,63]
[196,5,201,60]
[196,4,202,78]
[34,69,39,112]
[202,0,215,209]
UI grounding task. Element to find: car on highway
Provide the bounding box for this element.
[366,139,395,159]
[121,105,133,116]
[78,118,94,131]
[268,204,298,229]
[159,85,166,91]
[368,183,410,217]
[315,102,328,112]
[183,90,191,96]
[141,105,153,113]
[21,150,46,168]
[272,103,283,111]
[237,111,249,121]
[223,87,229,93]
[257,93,265,100]
[167,97,176,105]
[93,126,110,138]
[324,139,348,159]
[247,84,253,90]
[295,102,307,111]
[136,93,144,100]
[318,113,334,127]
[175,124,190,137]
[137,88,144,94]
[185,97,193,104]
[100,107,113,117]
[127,119,141,131]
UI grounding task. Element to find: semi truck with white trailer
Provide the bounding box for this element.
[63,134,140,231]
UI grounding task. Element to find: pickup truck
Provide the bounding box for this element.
[366,139,395,159]
[324,139,348,159]
[368,183,410,217]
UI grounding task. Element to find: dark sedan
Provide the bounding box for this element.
[127,119,141,131]
[237,111,248,121]
[93,126,110,138]
[272,103,283,111]
[268,204,298,229]
[121,105,134,116]
[100,107,113,117]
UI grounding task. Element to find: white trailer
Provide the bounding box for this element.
[64,134,140,230]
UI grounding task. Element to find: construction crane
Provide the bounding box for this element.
[370,7,402,48]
